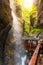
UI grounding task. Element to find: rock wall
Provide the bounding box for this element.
[0,0,12,31]
[37,0,43,29]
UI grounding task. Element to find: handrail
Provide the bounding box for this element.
[29,42,41,65]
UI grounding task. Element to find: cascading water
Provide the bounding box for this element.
[9,0,22,45]
[9,0,27,65]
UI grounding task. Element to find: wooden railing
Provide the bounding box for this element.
[28,40,43,65]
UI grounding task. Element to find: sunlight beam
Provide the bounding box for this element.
[22,0,33,10]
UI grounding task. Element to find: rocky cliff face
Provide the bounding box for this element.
[0,0,12,31]
[0,0,12,65]
[37,0,43,29]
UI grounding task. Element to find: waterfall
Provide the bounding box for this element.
[9,0,26,65]
[9,0,22,45]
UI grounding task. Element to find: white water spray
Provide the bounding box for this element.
[21,55,27,65]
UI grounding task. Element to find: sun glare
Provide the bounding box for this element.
[22,0,33,10]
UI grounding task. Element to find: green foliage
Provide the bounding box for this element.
[24,21,30,36]
[22,5,37,36]
[22,5,37,19]
[30,28,42,35]
[14,0,38,36]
